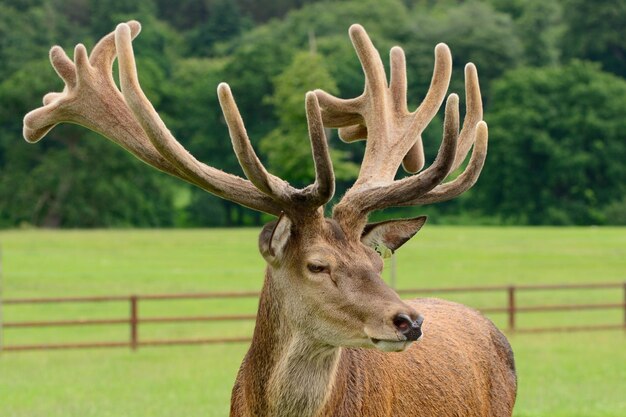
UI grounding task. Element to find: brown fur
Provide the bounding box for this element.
[230,219,516,417]
[231,272,516,417]
[23,21,515,417]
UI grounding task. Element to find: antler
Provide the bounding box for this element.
[315,25,487,231]
[23,21,334,218]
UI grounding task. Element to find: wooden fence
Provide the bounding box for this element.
[1,282,625,352]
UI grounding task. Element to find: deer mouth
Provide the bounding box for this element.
[370,338,413,353]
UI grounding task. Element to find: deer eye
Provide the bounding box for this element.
[307,263,329,274]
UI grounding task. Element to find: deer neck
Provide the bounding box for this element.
[242,268,341,417]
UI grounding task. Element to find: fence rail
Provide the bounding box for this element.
[1,281,625,352]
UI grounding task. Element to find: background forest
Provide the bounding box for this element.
[1,0,625,228]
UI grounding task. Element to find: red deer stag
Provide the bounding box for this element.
[23,21,516,417]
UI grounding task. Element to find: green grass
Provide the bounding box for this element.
[0,227,625,416]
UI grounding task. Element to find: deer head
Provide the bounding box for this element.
[23,22,486,354]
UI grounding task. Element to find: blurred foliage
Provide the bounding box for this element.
[405,1,524,102]
[261,51,359,184]
[0,0,624,227]
[560,0,626,78]
[477,61,626,225]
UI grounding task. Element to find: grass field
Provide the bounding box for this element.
[0,227,625,416]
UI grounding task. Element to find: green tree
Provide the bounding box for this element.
[222,0,411,140]
[154,0,209,30]
[0,7,184,228]
[405,1,523,103]
[160,57,252,226]
[235,0,324,23]
[260,51,359,185]
[5,0,626,228]
[89,0,156,35]
[0,58,177,227]
[513,0,562,66]
[487,0,562,66]
[477,61,626,225]
[187,0,250,57]
[561,0,626,77]
[0,134,176,228]
[0,4,64,77]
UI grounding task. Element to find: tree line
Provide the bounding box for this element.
[1,0,625,227]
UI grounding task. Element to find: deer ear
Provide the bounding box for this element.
[361,216,427,258]
[259,214,293,263]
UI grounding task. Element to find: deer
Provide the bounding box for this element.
[23,21,516,417]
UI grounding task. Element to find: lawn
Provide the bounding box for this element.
[0,227,625,416]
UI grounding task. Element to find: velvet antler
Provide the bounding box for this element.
[314,25,487,232]
[23,21,334,219]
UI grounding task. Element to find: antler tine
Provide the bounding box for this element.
[49,46,76,88]
[399,64,485,206]
[26,26,152,161]
[401,140,425,174]
[401,62,483,180]
[395,43,453,175]
[404,43,452,141]
[24,21,284,216]
[313,23,394,133]
[391,46,423,174]
[311,25,487,232]
[313,24,389,133]
[450,63,483,172]
[314,90,363,129]
[389,46,408,113]
[336,124,366,142]
[304,92,335,205]
[114,23,286,215]
[23,47,75,141]
[333,93,459,223]
[315,29,452,182]
[350,25,388,108]
[217,84,334,209]
[115,24,212,187]
[90,20,141,71]
[387,93,460,202]
[73,44,91,81]
[406,121,488,205]
[217,83,290,198]
[25,21,161,159]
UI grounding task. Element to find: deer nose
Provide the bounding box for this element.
[392,313,424,341]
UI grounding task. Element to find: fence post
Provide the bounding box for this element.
[130,295,138,351]
[507,285,516,332]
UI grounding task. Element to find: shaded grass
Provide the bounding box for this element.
[0,227,625,416]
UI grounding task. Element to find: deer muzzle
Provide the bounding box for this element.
[393,313,424,341]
